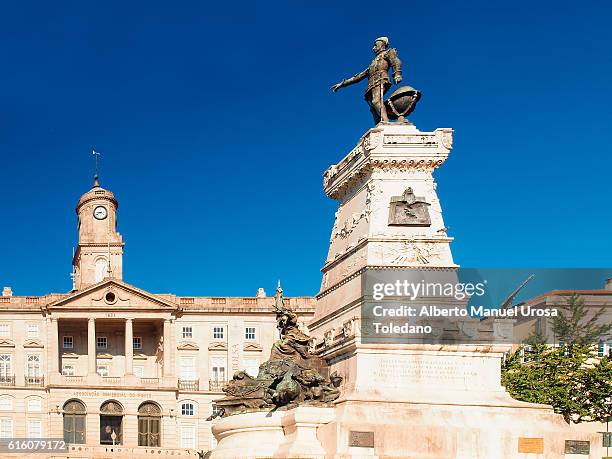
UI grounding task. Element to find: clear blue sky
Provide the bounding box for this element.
[1,1,610,297]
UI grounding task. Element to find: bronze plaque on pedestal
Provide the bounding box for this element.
[565,440,590,454]
[349,431,374,448]
[518,437,544,453]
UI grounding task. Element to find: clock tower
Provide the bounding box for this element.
[72,175,124,290]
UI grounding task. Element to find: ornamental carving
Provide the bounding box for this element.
[100,400,123,415]
[387,242,443,265]
[138,402,161,416]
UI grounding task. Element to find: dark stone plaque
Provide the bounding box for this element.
[388,188,431,226]
[565,440,590,454]
[603,432,612,448]
[517,437,544,454]
[349,431,374,448]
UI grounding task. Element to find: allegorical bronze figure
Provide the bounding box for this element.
[331,36,421,124]
[207,282,342,419]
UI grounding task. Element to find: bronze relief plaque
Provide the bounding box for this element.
[349,431,374,448]
[564,440,590,454]
[517,437,544,453]
[388,188,431,226]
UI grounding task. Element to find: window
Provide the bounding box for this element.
[63,336,73,349]
[138,402,161,447]
[211,365,226,383]
[245,327,256,341]
[97,365,109,377]
[134,366,144,378]
[213,326,224,340]
[26,324,39,339]
[180,357,196,380]
[62,364,75,376]
[133,337,142,350]
[180,424,196,449]
[0,324,9,338]
[27,419,42,438]
[243,358,260,378]
[26,354,41,377]
[27,398,42,412]
[0,418,13,439]
[211,404,223,418]
[99,401,123,445]
[63,400,86,444]
[0,355,11,381]
[0,397,12,411]
[97,336,107,349]
[181,402,194,416]
[182,326,193,339]
[598,341,606,358]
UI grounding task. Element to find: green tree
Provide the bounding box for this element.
[503,344,611,423]
[502,295,612,424]
[552,294,611,344]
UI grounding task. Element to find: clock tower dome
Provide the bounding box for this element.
[72,175,124,290]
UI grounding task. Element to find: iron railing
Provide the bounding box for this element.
[25,375,44,387]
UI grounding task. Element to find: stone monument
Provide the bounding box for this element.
[208,36,604,458]
[307,37,604,458]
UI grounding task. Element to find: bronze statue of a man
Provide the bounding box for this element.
[331,36,403,124]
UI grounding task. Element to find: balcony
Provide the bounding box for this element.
[178,379,199,391]
[209,380,227,392]
[25,375,45,387]
[0,375,15,386]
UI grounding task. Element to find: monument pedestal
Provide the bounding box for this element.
[210,407,334,459]
[308,123,604,458]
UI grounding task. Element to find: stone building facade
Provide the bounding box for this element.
[0,178,315,457]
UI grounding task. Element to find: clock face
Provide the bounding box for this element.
[93,205,108,220]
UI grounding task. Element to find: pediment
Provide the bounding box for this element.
[208,341,228,351]
[177,341,200,351]
[23,339,44,348]
[47,279,177,311]
[243,342,263,352]
[0,339,15,348]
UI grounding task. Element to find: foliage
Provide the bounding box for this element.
[501,295,612,424]
[551,294,611,344]
[503,343,611,423]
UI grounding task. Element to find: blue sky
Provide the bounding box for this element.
[1,1,610,296]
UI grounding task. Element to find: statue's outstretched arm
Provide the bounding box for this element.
[331,68,367,92]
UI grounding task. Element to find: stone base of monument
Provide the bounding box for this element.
[309,345,604,458]
[210,406,335,459]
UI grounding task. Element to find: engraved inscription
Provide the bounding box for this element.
[518,437,544,453]
[349,431,374,448]
[371,357,482,389]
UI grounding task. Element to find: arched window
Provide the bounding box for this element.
[138,402,161,447]
[94,258,107,283]
[0,396,13,411]
[63,400,86,444]
[180,401,195,416]
[99,400,123,445]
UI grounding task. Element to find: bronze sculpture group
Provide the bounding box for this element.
[208,283,341,419]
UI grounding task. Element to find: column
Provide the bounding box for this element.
[162,319,173,377]
[49,318,59,374]
[88,318,96,375]
[125,318,133,375]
